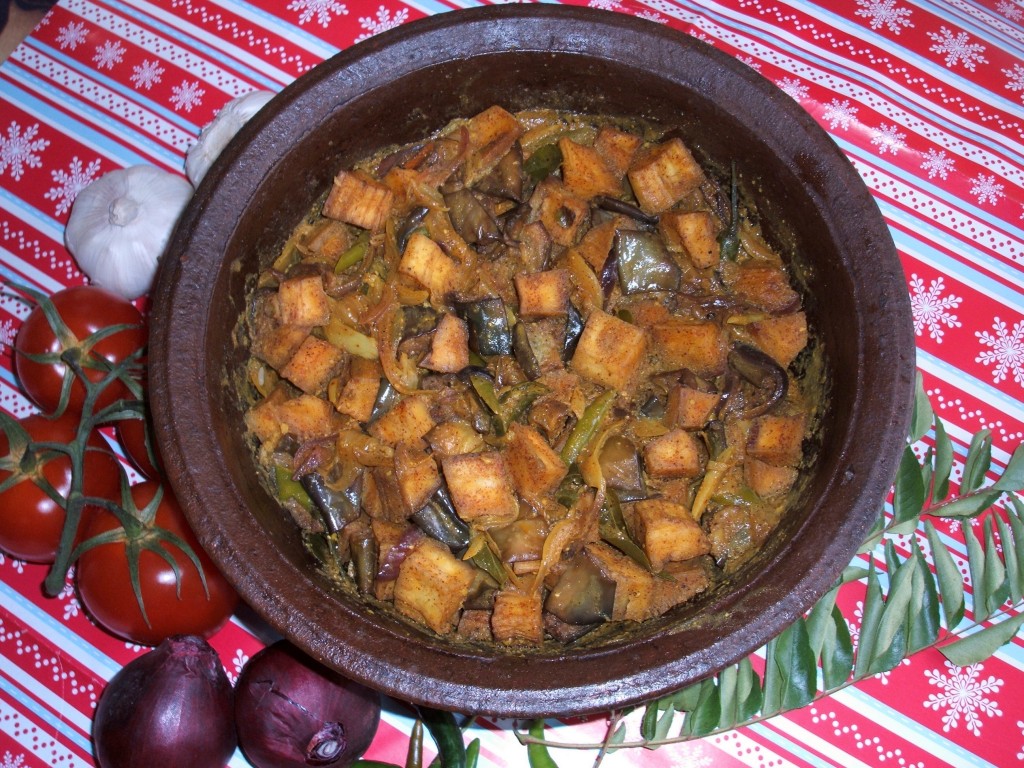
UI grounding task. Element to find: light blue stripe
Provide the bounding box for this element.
[2,190,66,244]
[0,580,121,679]
[656,0,1024,158]
[836,138,1024,244]
[101,0,290,90]
[746,721,837,767]
[29,39,202,137]
[0,672,93,754]
[0,77,164,167]
[918,350,1024,425]
[886,217,1024,308]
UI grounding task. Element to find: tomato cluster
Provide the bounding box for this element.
[1,285,237,645]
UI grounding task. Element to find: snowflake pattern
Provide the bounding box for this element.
[1006,64,1024,102]
[289,0,348,27]
[871,122,907,155]
[777,77,809,102]
[589,0,623,10]
[910,274,962,343]
[976,317,1024,387]
[0,318,16,348]
[1017,719,1024,760]
[131,60,165,90]
[1,752,26,768]
[971,173,1005,206]
[997,1,1023,22]
[44,156,101,216]
[56,20,88,50]
[855,0,914,34]
[822,98,859,131]
[355,5,409,43]
[93,40,125,71]
[927,27,987,72]
[921,148,955,180]
[228,647,250,684]
[170,80,206,112]
[0,121,49,181]
[924,661,1002,736]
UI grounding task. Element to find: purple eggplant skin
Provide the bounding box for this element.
[92,635,236,768]
[234,640,382,768]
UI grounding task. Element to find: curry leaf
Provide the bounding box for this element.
[716,665,739,731]
[982,518,1009,614]
[805,585,840,662]
[931,490,1002,519]
[961,430,993,494]
[925,520,965,629]
[762,619,815,715]
[908,541,940,654]
[995,513,1021,606]
[867,543,913,675]
[909,372,933,442]
[680,679,719,738]
[993,445,1024,492]
[964,524,989,621]
[892,446,926,532]
[939,613,1024,667]
[735,657,763,722]
[853,561,884,679]
[932,418,953,503]
[821,604,854,691]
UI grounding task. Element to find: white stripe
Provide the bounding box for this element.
[0,665,92,736]
[917,351,1024,427]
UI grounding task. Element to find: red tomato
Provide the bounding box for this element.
[76,481,238,645]
[116,413,161,479]
[0,413,121,563]
[14,285,146,415]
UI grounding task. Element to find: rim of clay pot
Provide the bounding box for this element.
[150,5,915,718]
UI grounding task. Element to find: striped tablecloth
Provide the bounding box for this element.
[1,1,1022,766]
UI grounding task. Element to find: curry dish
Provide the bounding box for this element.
[241,106,819,645]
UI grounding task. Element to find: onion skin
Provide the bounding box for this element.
[235,640,382,767]
[92,635,236,768]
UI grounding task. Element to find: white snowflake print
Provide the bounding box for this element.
[589,0,623,9]
[131,59,165,91]
[921,148,955,180]
[855,0,914,34]
[0,318,16,347]
[56,20,88,50]
[1006,64,1024,102]
[971,173,1005,206]
[93,39,126,71]
[976,317,1024,387]
[924,661,1002,736]
[997,1,1023,22]
[822,99,859,131]
[0,552,26,574]
[636,10,668,24]
[910,274,962,343]
[228,648,250,684]
[170,80,206,112]
[777,77,809,102]
[45,156,102,216]
[871,123,907,155]
[1,751,27,768]
[1017,719,1024,760]
[289,0,348,27]
[355,6,409,43]
[0,121,49,181]
[928,27,988,72]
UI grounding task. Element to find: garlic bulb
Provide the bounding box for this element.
[185,90,275,187]
[64,165,193,300]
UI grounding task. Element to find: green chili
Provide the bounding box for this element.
[418,706,466,768]
[527,719,560,768]
[469,535,509,588]
[335,233,369,274]
[560,389,616,466]
[600,490,653,570]
[273,465,312,512]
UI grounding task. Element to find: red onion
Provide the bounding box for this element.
[92,635,236,768]
[235,640,381,767]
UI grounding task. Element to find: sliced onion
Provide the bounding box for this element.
[92,635,236,768]
[234,640,381,767]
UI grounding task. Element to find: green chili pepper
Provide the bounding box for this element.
[600,490,653,571]
[560,389,616,466]
[467,371,503,419]
[554,465,586,508]
[524,143,563,181]
[418,706,466,768]
[499,381,548,430]
[274,464,313,512]
[335,233,369,274]
[469,535,509,588]
[527,719,560,768]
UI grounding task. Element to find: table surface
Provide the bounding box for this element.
[1,0,1022,766]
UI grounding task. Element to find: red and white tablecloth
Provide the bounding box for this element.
[1,0,1022,766]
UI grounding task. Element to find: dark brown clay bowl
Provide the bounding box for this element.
[150,5,915,718]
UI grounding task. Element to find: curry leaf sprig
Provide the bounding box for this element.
[515,374,1024,761]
